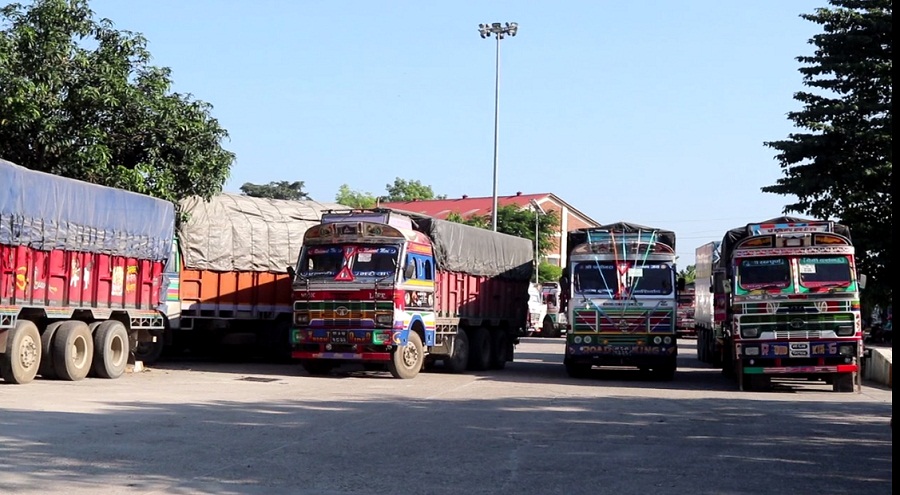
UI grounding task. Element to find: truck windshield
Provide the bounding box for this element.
[299,244,399,280]
[573,262,673,296]
[797,256,852,290]
[737,257,790,291]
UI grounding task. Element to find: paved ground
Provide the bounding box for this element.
[0,338,892,495]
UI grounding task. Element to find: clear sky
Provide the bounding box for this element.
[89,0,825,265]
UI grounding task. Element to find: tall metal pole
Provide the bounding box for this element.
[478,22,517,232]
[534,212,539,284]
[491,34,501,232]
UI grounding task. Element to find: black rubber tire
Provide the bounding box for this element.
[443,330,469,373]
[565,361,592,379]
[52,320,94,381]
[92,320,130,379]
[467,327,491,371]
[388,332,424,379]
[301,360,335,376]
[133,336,164,365]
[39,321,65,379]
[832,373,855,392]
[0,320,41,384]
[489,331,509,370]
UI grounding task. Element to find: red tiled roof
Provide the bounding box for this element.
[380,193,550,220]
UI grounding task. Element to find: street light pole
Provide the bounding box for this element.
[478,22,518,232]
[530,199,545,285]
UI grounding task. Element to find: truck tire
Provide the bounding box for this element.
[489,331,509,370]
[39,321,65,379]
[467,327,491,371]
[565,361,592,379]
[389,331,423,379]
[92,321,130,379]
[133,336,164,365]
[301,360,334,376]
[52,321,94,381]
[0,320,41,384]
[832,373,855,392]
[443,330,469,373]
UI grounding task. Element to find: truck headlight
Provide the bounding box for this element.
[375,314,393,325]
[744,346,760,356]
[835,325,854,337]
[838,345,854,356]
[294,313,310,325]
[741,327,760,338]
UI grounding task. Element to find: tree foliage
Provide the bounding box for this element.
[678,265,696,285]
[335,184,376,208]
[447,204,559,256]
[763,0,892,305]
[384,177,446,202]
[0,0,234,203]
[240,180,308,200]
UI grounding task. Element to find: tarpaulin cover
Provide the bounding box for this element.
[721,216,851,276]
[567,221,677,254]
[391,209,534,281]
[0,158,175,261]
[178,193,347,272]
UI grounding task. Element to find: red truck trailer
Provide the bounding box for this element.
[161,194,345,360]
[0,158,175,384]
[289,209,534,378]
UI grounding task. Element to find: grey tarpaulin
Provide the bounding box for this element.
[0,158,175,261]
[388,209,534,281]
[567,221,677,255]
[178,194,347,273]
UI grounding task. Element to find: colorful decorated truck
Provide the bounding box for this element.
[693,241,726,366]
[0,158,174,384]
[716,217,864,392]
[289,209,533,379]
[161,194,344,360]
[561,223,680,380]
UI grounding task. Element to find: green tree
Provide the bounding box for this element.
[335,184,376,208]
[538,262,562,284]
[678,265,696,285]
[384,178,447,202]
[446,204,559,257]
[0,0,234,203]
[762,0,892,306]
[240,180,309,200]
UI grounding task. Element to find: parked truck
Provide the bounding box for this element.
[675,282,696,338]
[538,281,567,338]
[561,223,680,380]
[693,241,725,366]
[161,194,345,360]
[713,217,865,392]
[0,158,174,384]
[288,208,534,379]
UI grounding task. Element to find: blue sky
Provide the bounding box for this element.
[89,0,825,265]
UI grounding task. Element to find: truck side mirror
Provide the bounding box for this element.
[287,266,296,280]
[858,274,867,289]
[677,278,686,292]
[404,264,415,279]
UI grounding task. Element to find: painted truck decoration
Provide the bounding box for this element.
[289,209,534,379]
[561,223,680,380]
[0,158,175,384]
[708,217,865,392]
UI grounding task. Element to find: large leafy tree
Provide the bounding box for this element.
[384,178,447,202]
[448,204,559,255]
[763,0,892,305]
[335,184,376,208]
[240,180,309,200]
[0,0,233,203]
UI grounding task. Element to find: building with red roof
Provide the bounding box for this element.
[380,192,601,268]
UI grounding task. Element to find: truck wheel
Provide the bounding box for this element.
[52,321,94,381]
[489,331,509,370]
[565,361,592,379]
[467,327,491,371]
[39,321,65,379]
[92,321,130,379]
[0,320,41,384]
[133,336,164,365]
[543,317,559,338]
[443,330,469,373]
[389,332,423,379]
[832,373,855,392]
[301,360,334,376]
